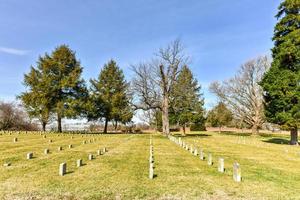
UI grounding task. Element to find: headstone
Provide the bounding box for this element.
[233,162,241,182]
[27,152,33,159]
[190,146,194,154]
[103,147,107,153]
[49,139,52,143]
[3,163,11,167]
[59,163,67,176]
[149,155,154,163]
[218,158,225,173]
[77,159,83,167]
[43,135,46,138]
[199,149,205,160]
[13,138,18,143]
[97,149,101,156]
[83,141,86,144]
[207,153,213,165]
[149,164,154,179]
[193,148,198,156]
[88,154,94,160]
[69,144,73,149]
[58,146,62,151]
[44,149,49,154]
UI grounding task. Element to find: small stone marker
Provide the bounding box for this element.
[83,140,86,144]
[97,149,101,156]
[69,144,73,149]
[88,154,94,160]
[190,146,194,154]
[58,146,62,151]
[199,149,204,160]
[43,135,46,138]
[77,159,83,167]
[218,158,225,173]
[3,163,11,167]
[233,162,241,182]
[207,153,213,165]
[13,138,18,143]
[149,164,154,179]
[44,149,49,154]
[193,148,198,156]
[149,155,154,163]
[103,147,107,153]
[59,163,67,176]
[49,139,52,143]
[27,152,33,159]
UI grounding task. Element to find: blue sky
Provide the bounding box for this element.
[0,0,280,109]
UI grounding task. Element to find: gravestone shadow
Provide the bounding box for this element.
[263,138,290,145]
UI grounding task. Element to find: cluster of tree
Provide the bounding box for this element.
[0,101,38,131]
[131,40,205,135]
[208,0,299,145]
[19,46,132,133]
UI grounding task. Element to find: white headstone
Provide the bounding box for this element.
[27,152,33,159]
[59,163,67,176]
[218,158,225,173]
[233,162,241,182]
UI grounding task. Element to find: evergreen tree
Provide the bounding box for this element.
[19,55,54,131]
[261,0,300,145]
[89,60,133,133]
[20,45,88,132]
[171,65,205,135]
[206,102,233,133]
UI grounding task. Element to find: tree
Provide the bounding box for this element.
[170,65,205,135]
[89,60,133,133]
[0,101,38,131]
[260,0,300,145]
[19,55,54,131]
[206,102,233,133]
[21,45,88,132]
[210,56,270,134]
[131,39,188,135]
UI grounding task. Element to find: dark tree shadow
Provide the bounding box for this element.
[263,138,290,145]
[217,131,252,137]
[172,133,211,137]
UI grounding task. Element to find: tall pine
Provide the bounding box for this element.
[261,0,300,144]
[170,65,205,135]
[89,60,132,133]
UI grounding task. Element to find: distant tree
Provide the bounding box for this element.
[20,45,88,132]
[0,101,38,131]
[89,60,133,133]
[260,0,300,145]
[170,65,205,135]
[206,102,233,133]
[19,55,54,131]
[131,39,188,135]
[210,56,270,134]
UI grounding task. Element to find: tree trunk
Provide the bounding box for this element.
[104,118,108,134]
[162,95,170,136]
[290,128,298,145]
[57,113,62,133]
[42,121,46,132]
[114,121,118,130]
[182,124,186,136]
[251,124,259,134]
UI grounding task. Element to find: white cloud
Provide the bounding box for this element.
[0,46,29,55]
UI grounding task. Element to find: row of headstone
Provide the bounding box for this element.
[59,147,107,176]
[168,135,242,182]
[149,137,154,179]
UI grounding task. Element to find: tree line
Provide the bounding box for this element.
[14,0,299,144]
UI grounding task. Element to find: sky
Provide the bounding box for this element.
[0,0,280,111]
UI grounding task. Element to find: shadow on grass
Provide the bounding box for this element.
[217,131,252,137]
[66,171,74,175]
[263,138,290,145]
[172,133,212,137]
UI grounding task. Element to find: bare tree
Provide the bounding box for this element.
[131,39,188,135]
[209,56,271,134]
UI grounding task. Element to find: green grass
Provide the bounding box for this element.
[0,131,300,199]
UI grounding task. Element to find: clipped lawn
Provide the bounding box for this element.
[0,131,300,199]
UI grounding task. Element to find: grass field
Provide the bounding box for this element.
[0,131,300,200]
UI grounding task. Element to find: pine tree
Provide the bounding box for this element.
[19,55,54,131]
[89,60,132,133]
[20,45,88,132]
[171,65,205,135]
[206,102,233,133]
[261,0,300,145]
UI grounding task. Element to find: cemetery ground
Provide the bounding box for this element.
[0,131,300,200]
